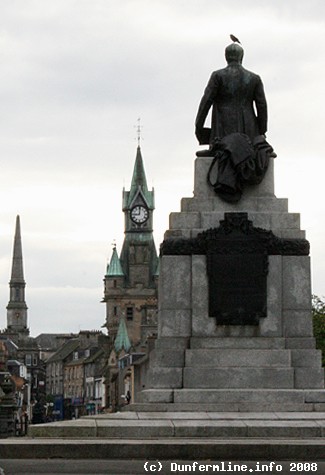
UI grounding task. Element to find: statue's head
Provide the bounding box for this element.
[225,43,244,64]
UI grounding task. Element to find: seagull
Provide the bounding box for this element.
[230,34,241,44]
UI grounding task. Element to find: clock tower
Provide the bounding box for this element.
[120,145,157,288]
[103,145,159,346]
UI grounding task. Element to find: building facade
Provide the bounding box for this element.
[46,331,108,419]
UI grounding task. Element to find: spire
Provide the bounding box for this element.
[11,215,25,284]
[7,215,28,335]
[122,143,155,211]
[106,246,124,277]
[128,146,149,204]
[114,317,131,353]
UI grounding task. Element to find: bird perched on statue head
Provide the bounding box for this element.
[230,34,241,44]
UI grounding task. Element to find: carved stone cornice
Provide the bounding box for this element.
[160,212,309,257]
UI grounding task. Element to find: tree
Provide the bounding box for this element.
[312,295,325,366]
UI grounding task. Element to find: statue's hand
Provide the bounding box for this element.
[195,126,211,145]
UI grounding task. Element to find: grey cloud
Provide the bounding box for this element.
[0,0,324,336]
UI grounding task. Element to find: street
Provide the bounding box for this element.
[0,460,325,475]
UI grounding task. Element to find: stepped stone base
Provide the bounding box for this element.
[27,411,325,440]
[135,389,325,412]
[133,156,325,411]
[24,411,325,461]
[141,336,325,410]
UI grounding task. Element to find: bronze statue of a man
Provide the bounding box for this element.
[195,43,268,148]
[195,42,275,203]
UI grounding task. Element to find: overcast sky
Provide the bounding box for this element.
[0,0,324,336]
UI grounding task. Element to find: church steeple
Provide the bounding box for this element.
[10,215,25,283]
[130,146,148,194]
[123,146,154,217]
[6,215,29,335]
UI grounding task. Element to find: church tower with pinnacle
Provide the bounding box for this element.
[6,215,29,336]
[103,144,159,347]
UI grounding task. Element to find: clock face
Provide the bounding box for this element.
[130,205,149,224]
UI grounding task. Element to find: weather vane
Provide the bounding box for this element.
[111,239,116,250]
[134,117,143,146]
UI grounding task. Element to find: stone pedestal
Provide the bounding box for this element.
[137,157,325,411]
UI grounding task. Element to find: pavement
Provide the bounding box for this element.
[1,436,325,460]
